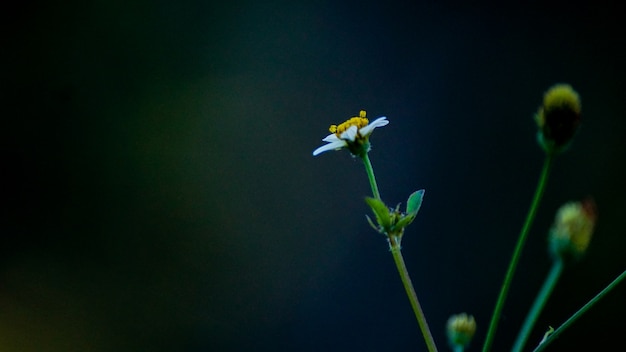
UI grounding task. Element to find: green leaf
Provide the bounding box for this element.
[394,214,415,230]
[365,197,391,229]
[406,189,425,215]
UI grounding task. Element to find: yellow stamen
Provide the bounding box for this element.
[329,110,369,136]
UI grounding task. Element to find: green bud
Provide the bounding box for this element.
[393,213,416,230]
[447,313,477,349]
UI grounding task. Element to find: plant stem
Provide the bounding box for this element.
[453,345,464,352]
[389,236,439,352]
[361,153,381,200]
[482,154,554,352]
[533,268,626,352]
[361,152,438,352]
[512,258,564,352]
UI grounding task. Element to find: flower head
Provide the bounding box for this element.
[549,198,597,261]
[313,110,388,157]
[446,313,477,349]
[535,84,582,154]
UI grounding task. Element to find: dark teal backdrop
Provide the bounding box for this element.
[3,1,625,351]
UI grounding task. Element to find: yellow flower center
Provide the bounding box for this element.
[329,110,369,136]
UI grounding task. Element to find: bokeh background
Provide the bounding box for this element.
[3,1,625,351]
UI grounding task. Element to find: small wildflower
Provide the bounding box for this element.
[313,110,388,157]
[549,198,597,261]
[446,313,477,349]
[535,84,582,154]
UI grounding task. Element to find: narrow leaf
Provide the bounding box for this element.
[365,215,380,233]
[395,214,416,230]
[365,197,391,229]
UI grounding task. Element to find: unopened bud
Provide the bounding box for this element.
[549,198,597,261]
[446,313,477,348]
[535,84,582,154]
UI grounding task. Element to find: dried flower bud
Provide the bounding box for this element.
[446,313,477,348]
[549,199,597,261]
[535,84,582,154]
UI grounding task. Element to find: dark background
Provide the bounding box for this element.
[2,1,625,351]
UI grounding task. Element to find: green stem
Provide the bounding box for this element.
[453,345,465,352]
[533,268,626,352]
[360,152,437,351]
[482,154,554,352]
[389,236,439,352]
[512,258,564,352]
[361,153,381,200]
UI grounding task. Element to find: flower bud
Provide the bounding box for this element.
[549,199,597,261]
[446,313,477,349]
[535,84,582,154]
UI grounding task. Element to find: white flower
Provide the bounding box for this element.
[313,112,388,156]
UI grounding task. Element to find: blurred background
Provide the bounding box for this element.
[2,1,625,351]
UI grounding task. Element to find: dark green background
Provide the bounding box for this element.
[3,1,625,351]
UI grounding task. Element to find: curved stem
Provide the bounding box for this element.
[533,268,626,352]
[361,153,381,200]
[512,258,564,352]
[482,154,554,352]
[389,236,439,352]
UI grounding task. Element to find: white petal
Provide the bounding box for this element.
[312,140,348,156]
[322,133,341,142]
[340,126,358,142]
[359,116,388,136]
